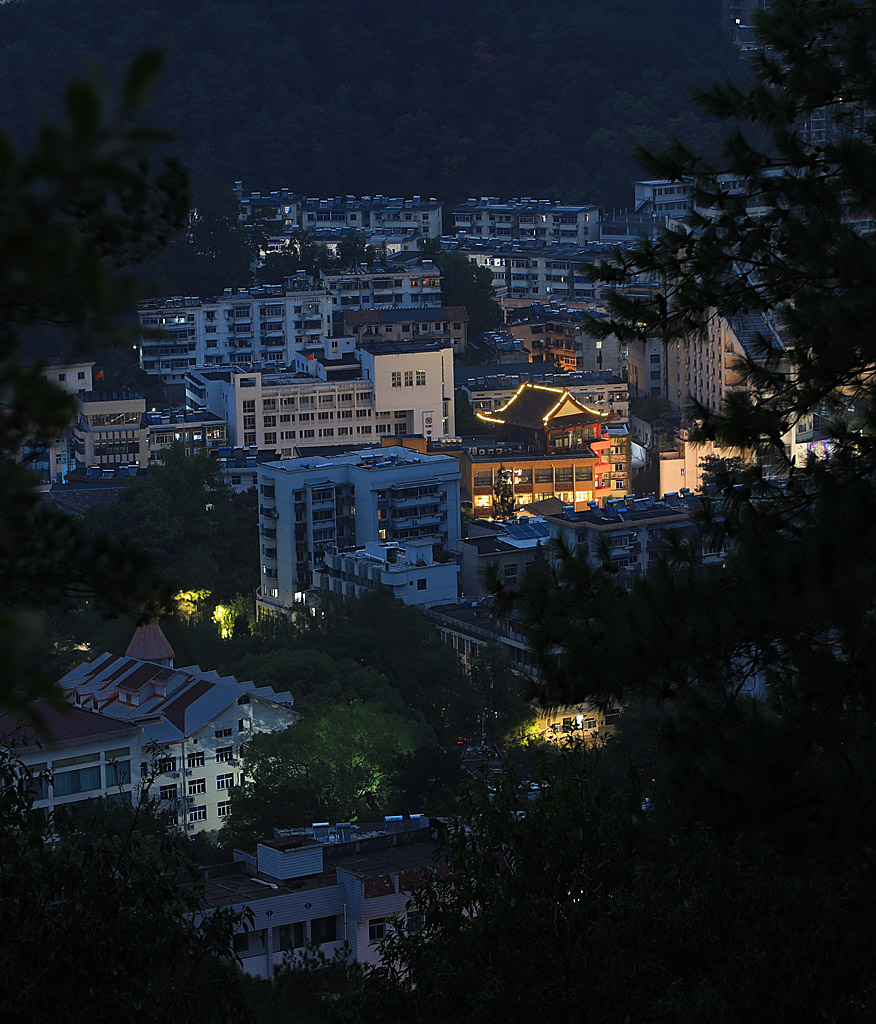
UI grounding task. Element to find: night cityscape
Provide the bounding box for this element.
[2,1,875,1020]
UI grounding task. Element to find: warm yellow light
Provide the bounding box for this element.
[212,604,235,640]
[174,589,212,621]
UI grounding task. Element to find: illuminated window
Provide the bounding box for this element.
[474,495,492,508]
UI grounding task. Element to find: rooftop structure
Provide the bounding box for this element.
[314,540,459,608]
[203,812,435,977]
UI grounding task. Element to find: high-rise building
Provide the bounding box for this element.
[256,445,461,616]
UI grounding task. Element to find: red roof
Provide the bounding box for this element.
[125,622,175,663]
[0,699,138,752]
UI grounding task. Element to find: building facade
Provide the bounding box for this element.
[314,540,459,608]
[470,382,630,509]
[451,198,599,245]
[256,446,461,616]
[503,304,626,373]
[138,283,333,383]
[205,815,435,978]
[189,335,454,457]
[58,627,299,835]
[73,390,150,469]
[234,184,443,241]
[0,699,142,817]
[343,306,469,355]
[544,492,727,588]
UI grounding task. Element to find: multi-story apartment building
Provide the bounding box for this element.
[74,390,150,469]
[457,517,551,599]
[321,260,443,322]
[205,815,436,978]
[28,355,95,482]
[452,198,599,245]
[544,492,727,588]
[58,623,299,835]
[255,445,461,616]
[145,408,227,462]
[343,306,469,355]
[188,336,454,457]
[0,698,142,816]
[440,237,627,304]
[138,281,333,383]
[456,365,629,424]
[234,184,443,240]
[633,179,694,217]
[503,304,625,372]
[314,540,459,608]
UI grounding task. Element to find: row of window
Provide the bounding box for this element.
[159,774,235,799]
[188,801,231,822]
[391,370,427,388]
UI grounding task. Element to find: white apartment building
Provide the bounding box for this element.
[452,198,600,245]
[320,260,442,314]
[29,356,95,482]
[138,282,333,383]
[58,624,299,835]
[188,337,455,456]
[256,445,461,616]
[234,184,444,241]
[0,699,142,816]
[314,540,459,608]
[205,816,436,979]
[440,238,627,304]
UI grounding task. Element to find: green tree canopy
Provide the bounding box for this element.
[0,53,188,707]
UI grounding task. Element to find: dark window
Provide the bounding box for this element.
[311,915,337,944]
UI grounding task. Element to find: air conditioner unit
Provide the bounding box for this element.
[170,771,181,778]
[228,758,239,767]
[184,768,193,776]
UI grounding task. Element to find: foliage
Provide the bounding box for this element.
[222,703,436,847]
[83,445,259,601]
[0,747,249,1023]
[139,181,254,297]
[491,465,515,520]
[0,0,734,208]
[333,743,876,1024]
[453,389,491,437]
[0,52,188,707]
[431,251,502,342]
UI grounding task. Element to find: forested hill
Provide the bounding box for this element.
[0,0,735,207]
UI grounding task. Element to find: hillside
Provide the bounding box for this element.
[0,0,735,208]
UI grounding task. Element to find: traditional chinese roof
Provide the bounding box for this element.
[476,382,610,431]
